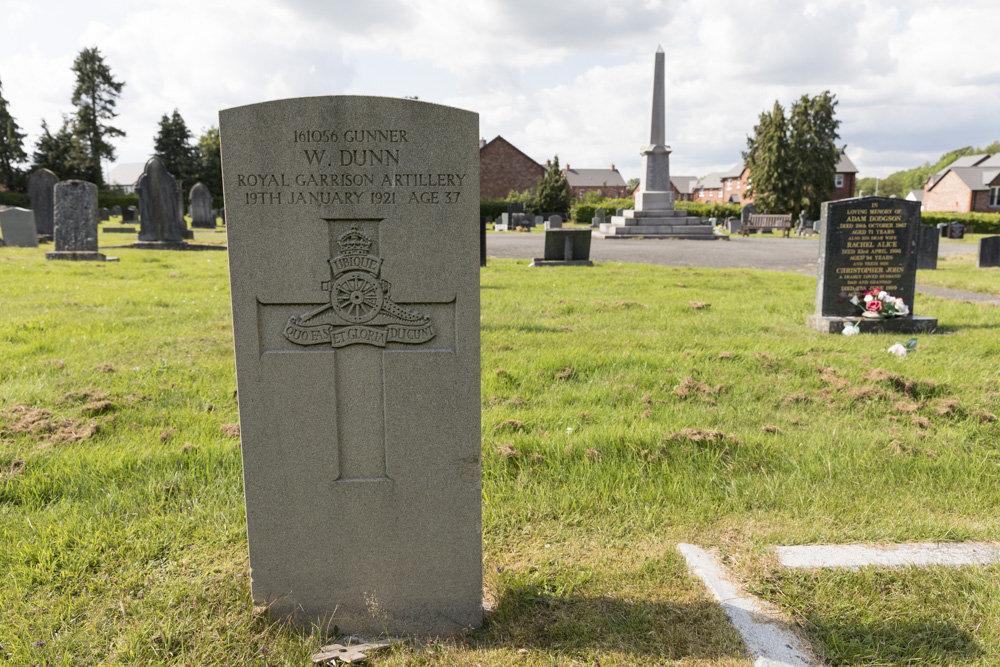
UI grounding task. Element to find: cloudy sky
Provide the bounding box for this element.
[2,0,998,183]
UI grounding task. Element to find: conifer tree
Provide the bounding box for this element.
[0,75,27,190]
[535,155,571,214]
[154,109,196,183]
[71,46,125,186]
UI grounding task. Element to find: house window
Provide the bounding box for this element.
[578,190,585,200]
[699,189,704,197]
[835,174,844,188]
[991,186,1000,207]
[726,180,732,191]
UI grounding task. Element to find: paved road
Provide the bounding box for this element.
[486,233,978,275]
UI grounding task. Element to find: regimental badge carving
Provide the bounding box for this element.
[283,226,435,348]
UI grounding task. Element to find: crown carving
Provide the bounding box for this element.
[337,226,374,256]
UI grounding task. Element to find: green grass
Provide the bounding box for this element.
[1,247,999,665]
[916,252,1000,295]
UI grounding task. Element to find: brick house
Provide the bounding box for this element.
[562,164,628,199]
[479,136,546,199]
[923,154,1000,213]
[723,149,858,207]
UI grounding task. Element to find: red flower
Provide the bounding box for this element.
[866,299,882,312]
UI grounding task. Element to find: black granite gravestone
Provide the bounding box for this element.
[978,236,1000,268]
[530,229,593,266]
[916,224,939,270]
[807,197,936,333]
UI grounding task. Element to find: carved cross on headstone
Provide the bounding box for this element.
[256,218,456,481]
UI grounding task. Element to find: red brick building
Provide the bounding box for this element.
[923,154,1000,213]
[707,150,858,206]
[562,164,628,199]
[479,136,546,199]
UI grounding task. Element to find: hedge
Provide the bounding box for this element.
[675,201,742,218]
[920,211,1000,235]
[0,192,30,208]
[570,198,635,223]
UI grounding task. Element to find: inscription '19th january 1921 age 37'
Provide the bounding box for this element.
[235,128,467,207]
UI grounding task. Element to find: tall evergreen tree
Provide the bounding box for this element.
[787,92,840,219]
[0,75,27,190]
[195,125,222,198]
[743,101,794,213]
[71,46,125,186]
[743,93,841,216]
[31,116,88,180]
[535,155,571,214]
[154,109,196,183]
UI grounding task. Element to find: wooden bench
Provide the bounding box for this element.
[742,213,792,237]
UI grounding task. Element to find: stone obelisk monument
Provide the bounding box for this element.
[599,47,716,240]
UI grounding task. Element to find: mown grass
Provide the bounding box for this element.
[1,247,998,665]
[916,251,1000,295]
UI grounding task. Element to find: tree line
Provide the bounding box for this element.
[855,140,1000,199]
[0,46,221,196]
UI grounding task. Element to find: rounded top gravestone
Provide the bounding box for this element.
[28,168,59,236]
[188,182,215,228]
[136,157,184,244]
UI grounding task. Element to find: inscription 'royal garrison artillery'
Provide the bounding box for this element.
[283,226,435,348]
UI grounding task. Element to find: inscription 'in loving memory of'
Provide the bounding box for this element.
[236,128,467,207]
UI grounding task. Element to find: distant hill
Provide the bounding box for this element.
[856,140,1000,198]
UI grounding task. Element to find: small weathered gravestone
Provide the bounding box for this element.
[807,197,936,333]
[135,157,187,248]
[916,224,939,270]
[531,229,593,266]
[28,168,58,237]
[740,202,757,232]
[220,95,481,636]
[545,214,563,230]
[948,221,965,239]
[189,182,215,228]
[45,180,111,261]
[534,215,543,227]
[495,212,509,231]
[111,205,122,217]
[978,236,1000,268]
[99,207,110,221]
[124,206,138,222]
[591,207,606,228]
[726,216,741,234]
[0,208,39,247]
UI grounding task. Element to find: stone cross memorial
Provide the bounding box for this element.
[220,96,482,636]
[45,180,111,261]
[807,197,936,333]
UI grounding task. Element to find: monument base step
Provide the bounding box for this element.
[601,223,714,235]
[45,251,118,262]
[529,258,594,267]
[806,314,939,334]
[593,231,728,241]
[622,209,689,219]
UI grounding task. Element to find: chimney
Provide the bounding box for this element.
[566,163,570,170]
[546,159,551,168]
[610,163,616,171]
[479,138,486,149]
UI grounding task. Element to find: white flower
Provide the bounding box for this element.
[850,296,860,306]
[878,291,888,299]
[888,342,907,357]
[842,321,860,336]
[864,294,873,303]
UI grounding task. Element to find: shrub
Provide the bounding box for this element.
[570,198,635,223]
[921,211,1000,234]
[0,192,30,208]
[676,201,741,218]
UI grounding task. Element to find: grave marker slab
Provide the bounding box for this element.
[220,96,481,636]
[807,197,936,333]
[979,236,1000,268]
[0,207,39,247]
[545,214,562,230]
[916,224,939,270]
[45,180,111,261]
[28,168,58,237]
[531,229,593,266]
[135,157,188,249]
[189,182,216,228]
[124,205,138,222]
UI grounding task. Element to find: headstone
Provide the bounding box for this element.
[507,202,523,215]
[545,214,563,230]
[45,180,110,261]
[530,229,593,266]
[615,208,624,216]
[111,205,122,217]
[124,206,138,222]
[726,216,741,234]
[534,215,543,227]
[0,208,39,247]
[741,203,757,225]
[220,207,225,224]
[511,212,526,229]
[916,224,939,270]
[937,222,949,238]
[807,197,936,333]
[978,236,1000,268]
[591,207,606,228]
[28,168,58,237]
[189,182,216,228]
[135,157,187,248]
[948,221,965,239]
[495,212,509,231]
[220,95,481,636]
[480,217,487,267]
[175,181,194,239]
[99,207,110,221]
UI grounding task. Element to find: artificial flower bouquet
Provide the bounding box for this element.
[850,288,910,318]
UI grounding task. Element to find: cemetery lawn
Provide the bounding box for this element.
[1,249,998,666]
[916,252,1000,295]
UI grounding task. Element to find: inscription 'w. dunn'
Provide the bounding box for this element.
[340,149,400,167]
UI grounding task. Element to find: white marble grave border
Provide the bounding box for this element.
[680,541,1000,667]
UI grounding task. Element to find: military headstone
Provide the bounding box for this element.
[45,181,110,261]
[220,96,482,636]
[807,197,936,333]
[135,157,188,248]
[28,168,58,237]
[0,208,39,247]
[916,224,939,270]
[978,236,1000,268]
[189,182,216,228]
